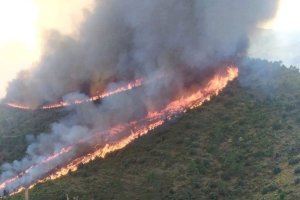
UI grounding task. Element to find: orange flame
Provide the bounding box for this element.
[2,66,238,195]
[5,78,143,110]
[5,103,31,110]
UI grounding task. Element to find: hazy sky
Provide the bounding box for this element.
[265,0,300,32]
[250,0,300,68]
[0,0,94,98]
[0,0,298,98]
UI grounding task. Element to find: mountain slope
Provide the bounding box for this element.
[0,107,66,164]
[2,60,300,200]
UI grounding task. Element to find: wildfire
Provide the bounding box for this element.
[1,66,238,195]
[5,103,31,110]
[5,78,143,110]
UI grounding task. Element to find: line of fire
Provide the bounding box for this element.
[0,66,238,196]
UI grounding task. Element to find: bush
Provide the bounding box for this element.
[261,183,278,194]
[279,190,286,200]
[188,159,210,175]
[273,166,281,175]
[294,167,300,174]
[294,178,300,185]
[209,192,218,200]
[221,171,232,181]
[288,158,300,165]
[272,122,283,130]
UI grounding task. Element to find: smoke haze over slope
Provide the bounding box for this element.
[249,29,300,68]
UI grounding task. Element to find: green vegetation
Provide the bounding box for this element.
[1,59,299,199]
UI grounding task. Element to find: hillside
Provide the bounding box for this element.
[0,107,66,165]
[1,59,300,199]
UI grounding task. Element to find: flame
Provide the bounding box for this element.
[1,66,238,195]
[5,103,31,110]
[5,78,143,110]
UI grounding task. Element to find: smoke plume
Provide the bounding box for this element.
[1,0,278,194]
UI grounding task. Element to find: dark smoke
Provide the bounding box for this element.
[1,0,278,194]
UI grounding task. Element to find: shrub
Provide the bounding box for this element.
[294,178,300,185]
[221,171,232,181]
[273,166,281,175]
[209,192,218,200]
[287,147,300,155]
[278,190,286,200]
[188,159,210,175]
[288,158,300,165]
[272,122,283,130]
[217,181,230,197]
[261,183,278,194]
[294,167,300,174]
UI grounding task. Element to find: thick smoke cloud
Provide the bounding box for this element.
[1,0,278,194]
[6,0,278,106]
